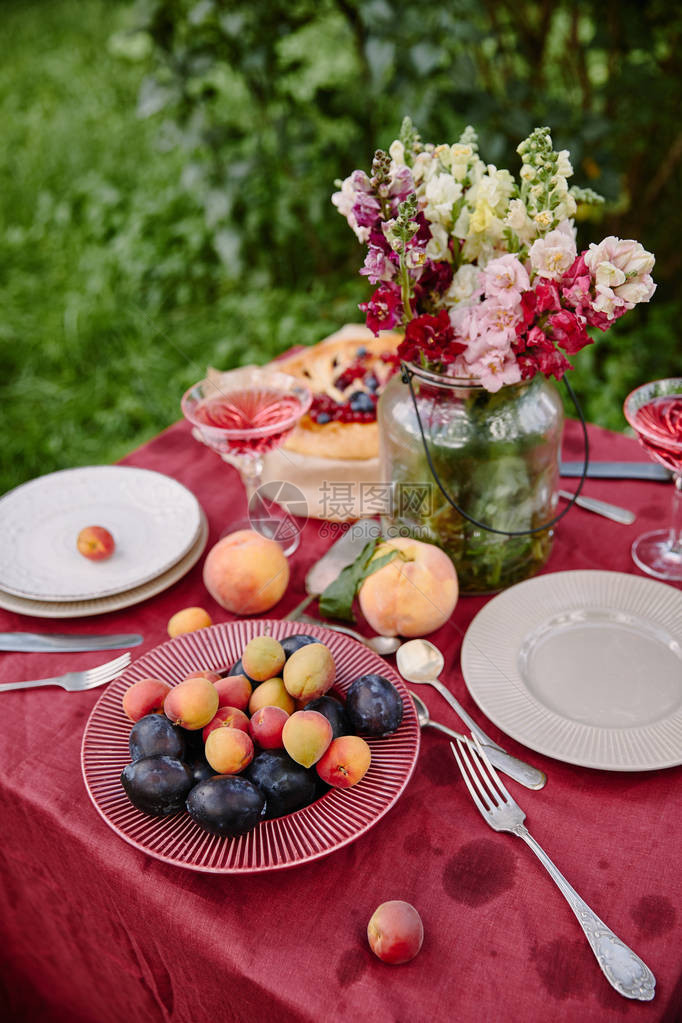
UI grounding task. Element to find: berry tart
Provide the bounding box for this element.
[261,325,402,520]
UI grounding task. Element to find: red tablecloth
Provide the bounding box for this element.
[0,419,680,1023]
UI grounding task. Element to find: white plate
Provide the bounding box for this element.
[461,570,682,771]
[0,511,208,619]
[0,467,202,601]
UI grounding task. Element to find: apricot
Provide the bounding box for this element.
[202,529,289,614]
[185,669,221,684]
[122,677,171,722]
[316,735,371,788]
[358,537,458,637]
[202,706,250,742]
[241,636,286,682]
[214,674,252,711]
[249,706,289,749]
[282,643,335,703]
[77,525,115,561]
[167,607,212,638]
[367,901,424,964]
[248,677,295,716]
[282,710,333,768]
[164,677,219,731]
[205,727,254,775]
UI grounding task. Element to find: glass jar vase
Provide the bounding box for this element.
[378,365,564,594]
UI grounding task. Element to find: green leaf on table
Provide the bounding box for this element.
[318,539,402,622]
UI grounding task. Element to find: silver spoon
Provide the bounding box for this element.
[397,639,546,790]
[293,613,401,655]
[409,690,546,790]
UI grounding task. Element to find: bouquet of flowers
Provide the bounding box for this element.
[333,120,656,392]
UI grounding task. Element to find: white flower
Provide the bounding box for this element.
[533,210,553,230]
[433,144,452,169]
[450,143,474,181]
[389,139,405,165]
[529,221,577,280]
[445,264,480,304]
[584,237,657,318]
[412,151,435,184]
[556,150,573,177]
[453,206,470,239]
[425,222,451,261]
[331,176,371,243]
[520,164,536,182]
[424,172,462,225]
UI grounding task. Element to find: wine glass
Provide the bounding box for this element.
[182,366,312,556]
[623,377,682,581]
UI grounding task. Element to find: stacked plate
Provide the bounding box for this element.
[0,467,208,618]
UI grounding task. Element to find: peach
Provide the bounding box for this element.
[249,706,289,749]
[205,727,254,775]
[248,677,295,716]
[214,674,252,711]
[202,530,289,614]
[167,607,212,638]
[164,677,219,731]
[122,677,171,722]
[282,710,333,768]
[316,735,371,788]
[242,636,286,682]
[185,669,221,684]
[77,525,115,561]
[358,537,458,637]
[202,706,250,742]
[282,643,335,703]
[367,901,424,964]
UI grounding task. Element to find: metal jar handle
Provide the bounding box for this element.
[401,362,590,538]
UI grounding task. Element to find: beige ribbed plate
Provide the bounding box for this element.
[461,570,682,771]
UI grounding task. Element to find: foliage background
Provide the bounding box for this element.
[2,0,680,494]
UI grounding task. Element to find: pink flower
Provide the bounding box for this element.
[584,236,656,320]
[359,283,403,334]
[529,223,577,280]
[466,349,522,392]
[481,254,530,308]
[360,245,397,285]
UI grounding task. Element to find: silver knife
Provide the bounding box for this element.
[560,460,671,481]
[285,518,381,620]
[0,633,143,653]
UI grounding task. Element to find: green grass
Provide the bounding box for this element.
[0,0,364,494]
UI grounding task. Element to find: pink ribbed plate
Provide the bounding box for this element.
[81,620,420,872]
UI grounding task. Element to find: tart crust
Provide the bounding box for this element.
[274,325,400,460]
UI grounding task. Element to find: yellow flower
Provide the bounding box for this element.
[470,198,495,234]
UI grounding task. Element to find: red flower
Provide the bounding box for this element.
[397,310,465,365]
[547,309,593,355]
[359,283,403,335]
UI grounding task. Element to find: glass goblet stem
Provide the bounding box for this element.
[670,473,682,556]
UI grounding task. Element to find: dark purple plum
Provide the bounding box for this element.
[186,776,266,837]
[345,674,403,736]
[129,714,185,762]
[280,634,319,660]
[246,750,318,819]
[121,756,193,816]
[304,694,350,739]
[185,754,216,785]
[228,658,258,686]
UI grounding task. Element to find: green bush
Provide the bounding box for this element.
[1,0,680,494]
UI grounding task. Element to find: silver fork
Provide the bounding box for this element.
[450,734,655,1002]
[0,652,131,693]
